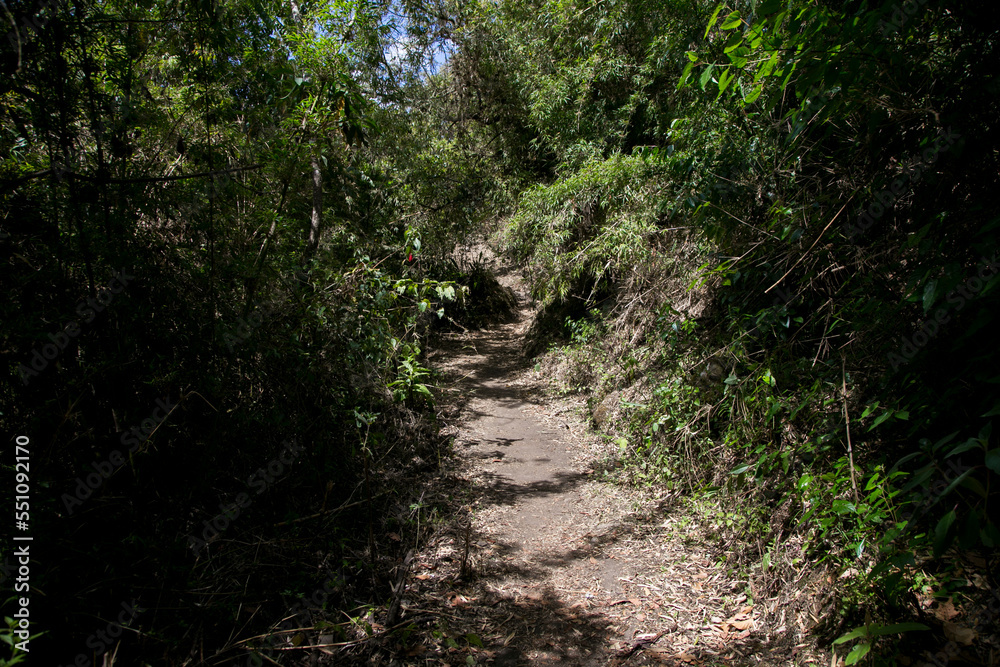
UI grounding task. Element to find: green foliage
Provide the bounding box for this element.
[833,622,929,666]
[388,344,435,405]
[0,603,45,666]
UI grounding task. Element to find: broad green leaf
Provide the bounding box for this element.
[845,642,871,665]
[705,4,725,38]
[687,50,699,62]
[717,67,733,97]
[700,64,716,90]
[728,45,751,68]
[985,448,1000,474]
[679,60,696,89]
[721,11,742,30]
[743,84,763,104]
[869,410,894,430]
[832,499,856,514]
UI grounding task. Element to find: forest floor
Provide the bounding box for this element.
[376,259,834,666]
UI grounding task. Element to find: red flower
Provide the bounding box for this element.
[407,253,414,263]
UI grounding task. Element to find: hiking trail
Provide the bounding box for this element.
[394,258,828,666]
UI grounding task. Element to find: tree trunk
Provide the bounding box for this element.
[303,153,322,265]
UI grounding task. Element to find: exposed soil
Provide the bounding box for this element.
[368,260,834,666]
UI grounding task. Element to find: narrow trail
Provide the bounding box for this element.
[399,262,828,666]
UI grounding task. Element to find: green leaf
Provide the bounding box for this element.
[985,449,1000,474]
[686,51,699,62]
[939,467,974,500]
[720,11,742,30]
[466,633,484,647]
[861,402,880,419]
[959,475,987,499]
[869,623,929,636]
[699,64,716,90]
[704,4,725,39]
[923,280,938,313]
[743,84,763,104]
[755,51,780,83]
[945,437,981,458]
[678,60,696,89]
[934,509,957,558]
[833,627,869,645]
[832,499,856,514]
[845,641,871,665]
[931,431,960,452]
[716,67,733,97]
[869,410,894,430]
[758,0,785,15]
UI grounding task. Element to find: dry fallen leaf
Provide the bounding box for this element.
[943,621,976,646]
[933,599,960,622]
[967,554,987,568]
[415,574,431,580]
[590,557,598,564]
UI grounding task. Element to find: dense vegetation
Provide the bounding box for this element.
[1,0,997,663]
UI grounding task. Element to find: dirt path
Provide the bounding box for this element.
[392,263,829,666]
